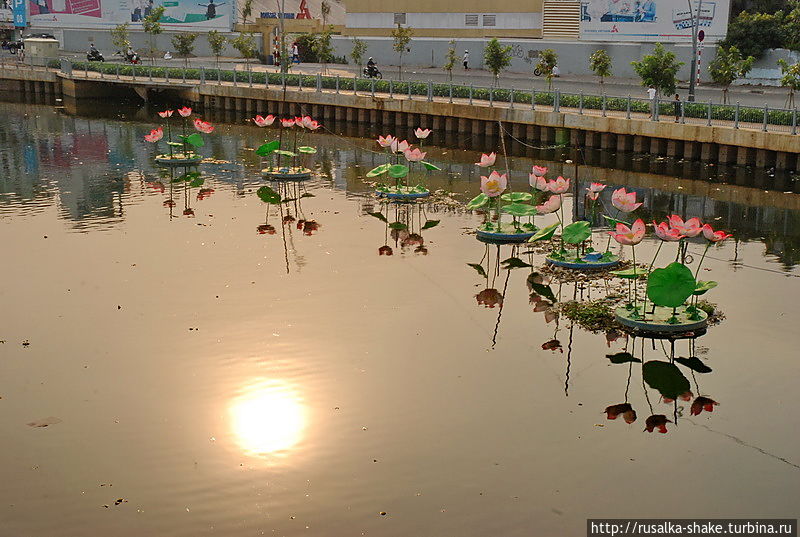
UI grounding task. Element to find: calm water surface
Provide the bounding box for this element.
[0,101,799,537]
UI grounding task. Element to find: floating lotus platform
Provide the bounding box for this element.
[546,250,621,270]
[615,304,708,335]
[476,222,536,244]
[262,166,312,180]
[155,154,202,167]
[375,185,430,200]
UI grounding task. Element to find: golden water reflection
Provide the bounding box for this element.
[229,380,306,458]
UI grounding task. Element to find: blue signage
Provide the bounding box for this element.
[12,0,26,28]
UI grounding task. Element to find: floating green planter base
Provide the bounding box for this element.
[476,222,536,244]
[615,304,708,335]
[262,167,312,180]
[375,185,430,200]
[155,154,202,167]
[546,250,621,270]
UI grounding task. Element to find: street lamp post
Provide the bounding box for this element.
[687,0,703,102]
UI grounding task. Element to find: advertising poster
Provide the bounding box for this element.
[28,0,231,29]
[580,0,730,42]
[129,0,231,28]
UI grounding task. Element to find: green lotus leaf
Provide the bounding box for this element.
[528,222,560,242]
[467,263,487,278]
[693,280,718,295]
[610,267,649,279]
[184,133,204,148]
[421,220,440,230]
[562,221,592,245]
[603,215,631,227]
[172,171,200,183]
[501,192,533,203]
[502,202,538,217]
[366,163,391,177]
[421,161,441,171]
[274,150,296,157]
[297,146,317,154]
[643,360,691,400]
[388,164,409,179]
[255,140,280,156]
[166,141,184,147]
[606,352,641,364]
[466,193,489,210]
[256,185,281,204]
[675,356,713,373]
[647,262,696,308]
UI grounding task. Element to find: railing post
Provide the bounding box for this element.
[249,70,253,87]
[353,75,357,95]
[601,94,607,117]
[554,90,560,113]
[490,87,494,107]
[469,83,473,105]
[427,80,432,102]
[371,78,375,96]
[680,99,686,124]
[449,82,453,104]
[626,95,631,119]
[316,73,321,92]
[132,64,136,81]
[531,88,535,110]
[183,67,187,83]
[335,74,339,93]
[284,73,288,90]
[233,67,238,87]
[579,92,584,114]
[408,80,412,100]
[763,104,769,132]
[734,102,740,129]
[165,67,169,83]
[217,69,221,84]
[389,79,393,98]
[510,86,514,109]
[298,74,302,91]
[115,63,119,79]
[707,100,712,126]
[654,97,660,121]
[792,108,797,135]
[200,66,205,84]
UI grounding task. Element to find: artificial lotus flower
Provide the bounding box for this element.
[653,221,684,242]
[529,173,548,191]
[194,119,214,133]
[611,187,643,213]
[378,245,393,256]
[280,118,296,128]
[158,109,173,118]
[644,414,671,434]
[608,219,646,246]
[177,106,192,117]
[257,224,276,235]
[476,288,503,308]
[604,403,637,424]
[702,224,732,243]
[668,215,703,238]
[300,115,314,128]
[306,119,321,130]
[547,176,570,194]
[536,194,562,214]
[377,134,395,148]
[253,114,275,127]
[587,182,606,193]
[480,170,508,197]
[414,127,431,139]
[587,191,601,201]
[390,139,410,154]
[144,127,164,142]
[690,396,720,416]
[663,390,694,404]
[531,165,548,177]
[404,148,427,162]
[475,152,497,167]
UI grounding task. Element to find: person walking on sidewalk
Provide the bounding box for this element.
[463,50,469,70]
[673,93,682,123]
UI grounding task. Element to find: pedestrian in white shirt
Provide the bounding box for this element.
[647,86,656,117]
[463,50,469,70]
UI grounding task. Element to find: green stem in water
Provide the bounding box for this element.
[631,245,638,314]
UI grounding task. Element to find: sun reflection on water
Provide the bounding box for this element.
[229,381,306,458]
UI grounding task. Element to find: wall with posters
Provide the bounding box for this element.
[28,0,234,30]
[580,0,730,42]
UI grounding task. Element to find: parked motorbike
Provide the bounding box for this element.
[87,49,105,62]
[363,65,382,79]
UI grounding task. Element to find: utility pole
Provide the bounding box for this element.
[687,0,703,102]
[278,0,289,74]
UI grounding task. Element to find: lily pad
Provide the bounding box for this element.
[528,222,559,243]
[502,202,538,217]
[256,140,280,156]
[562,221,592,245]
[643,360,690,400]
[647,262,696,308]
[466,193,489,210]
[606,352,641,364]
[694,280,718,295]
[675,356,713,373]
[366,163,391,178]
[501,192,533,203]
[257,185,281,204]
[166,141,184,147]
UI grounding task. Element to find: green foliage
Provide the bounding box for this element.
[183,133,204,147]
[483,38,512,85]
[466,193,489,210]
[240,0,253,24]
[709,46,755,103]
[231,32,258,65]
[528,222,559,242]
[256,140,280,156]
[444,39,457,81]
[421,161,441,171]
[501,203,537,217]
[110,23,131,52]
[313,25,335,72]
[646,262,696,308]
[500,192,532,202]
[171,33,198,67]
[388,164,409,178]
[537,49,558,89]
[391,24,413,80]
[560,300,617,332]
[643,361,691,400]
[631,43,683,97]
[562,221,592,245]
[589,49,612,87]
[694,280,718,295]
[207,30,227,67]
[720,10,787,59]
[350,36,367,68]
[778,58,800,107]
[143,5,165,63]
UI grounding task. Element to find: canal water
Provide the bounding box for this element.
[0,100,798,537]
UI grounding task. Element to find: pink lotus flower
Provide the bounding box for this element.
[536,194,562,215]
[300,115,314,128]
[653,221,684,242]
[668,215,703,238]
[588,182,606,193]
[529,174,548,191]
[158,110,173,118]
[306,119,321,130]
[475,152,497,167]
[377,134,395,148]
[391,139,410,154]
[177,106,192,117]
[587,191,601,201]
[611,187,643,213]
[702,224,732,243]
[194,119,214,133]
[404,148,426,162]
[604,403,637,424]
[144,127,163,142]
[281,118,296,128]
[253,114,275,127]
[644,414,671,434]
[414,128,431,139]
[531,165,548,177]
[480,170,507,197]
[608,218,646,246]
[690,396,719,416]
[547,176,570,194]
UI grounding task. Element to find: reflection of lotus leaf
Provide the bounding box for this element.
[643,360,690,400]
[529,222,559,242]
[606,352,641,364]
[421,220,440,230]
[466,193,489,210]
[675,356,713,373]
[257,186,281,204]
[647,262,696,308]
[467,263,487,278]
[502,202,538,217]
[388,222,408,230]
[562,221,592,245]
[694,280,718,295]
[501,257,532,269]
[501,192,533,203]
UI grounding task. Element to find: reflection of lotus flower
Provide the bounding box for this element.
[611,187,643,213]
[158,110,173,118]
[144,127,163,142]
[194,119,214,133]
[663,390,693,404]
[377,134,395,148]
[414,127,432,139]
[257,224,276,235]
[644,414,671,434]
[253,114,275,127]
[531,165,548,177]
[197,188,215,200]
[404,148,427,162]
[163,199,176,207]
[608,219,646,246]
[690,396,719,416]
[390,139,410,154]
[183,208,195,217]
[390,229,409,243]
[378,245,393,256]
[544,309,558,323]
[480,171,507,197]
[605,330,622,346]
[529,173,548,191]
[178,106,192,117]
[541,339,562,352]
[281,118,296,128]
[147,181,165,193]
[654,221,684,242]
[402,233,424,247]
[668,215,703,238]
[604,403,637,424]
[283,214,296,224]
[476,288,503,308]
[702,224,732,243]
[547,176,570,194]
[475,152,497,167]
[303,220,320,235]
[536,194,561,214]
[414,245,428,255]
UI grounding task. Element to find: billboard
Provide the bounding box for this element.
[28,0,232,29]
[580,0,730,42]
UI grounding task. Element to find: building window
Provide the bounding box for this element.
[465,14,478,26]
[393,12,406,25]
[482,14,496,26]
